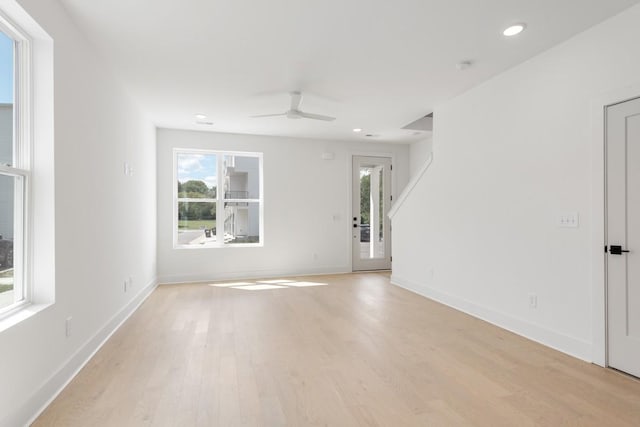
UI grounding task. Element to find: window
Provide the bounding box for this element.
[0,23,29,314]
[174,149,263,247]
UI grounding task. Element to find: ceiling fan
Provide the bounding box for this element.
[251,91,336,121]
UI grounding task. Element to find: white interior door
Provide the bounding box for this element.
[606,96,640,378]
[352,156,392,271]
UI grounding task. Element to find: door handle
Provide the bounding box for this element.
[609,245,630,255]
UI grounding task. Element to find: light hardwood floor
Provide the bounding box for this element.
[34,273,640,426]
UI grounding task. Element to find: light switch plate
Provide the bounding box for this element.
[558,212,579,228]
[528,294,537,309]
[65,316,72,337]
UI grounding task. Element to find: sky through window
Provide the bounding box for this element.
[0,31,13,104]
[177,153,217,190]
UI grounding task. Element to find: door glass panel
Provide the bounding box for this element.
[359,164,385,260]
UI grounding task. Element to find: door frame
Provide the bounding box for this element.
[351,155,392,271]
[591,83,640,367]
[348,151,397,272]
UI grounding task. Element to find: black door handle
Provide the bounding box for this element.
[609,245,630,255]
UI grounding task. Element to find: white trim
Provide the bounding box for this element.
[0,10,32,316]
[345,152,353,271]
[215,153,223,241]
[3,278,158,427]
[177,197,217,203]
[174,242,263,250]
[0,0,55,316]
[350,150,396,196]
[391,274,592,362]
[348,151,396,273]
[0,6,31,44]
[0,164,28,175]
[590,83,640,367]
[388,152,433,219]
[172,148,178,247]
[0,300,48,333]
[173,148,264,249]
[351,155,393,271]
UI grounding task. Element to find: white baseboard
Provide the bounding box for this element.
[5,277,158,427]
[390,274,592,363]
[158,265,351,285]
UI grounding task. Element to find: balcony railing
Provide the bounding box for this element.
[224,190,249,199]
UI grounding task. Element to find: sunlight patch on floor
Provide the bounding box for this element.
[233,284,287,291]
[208,279,329,291]
[209,281,254,287]
[257,279,295,284]
[282,281,328,287]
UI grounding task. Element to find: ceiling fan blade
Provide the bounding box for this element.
[250,113,287,118]
[290,91,302,110]
[298,111,336,121]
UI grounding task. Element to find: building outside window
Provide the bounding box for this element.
[174,149,262,248]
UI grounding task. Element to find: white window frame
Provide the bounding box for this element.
[0,14,32,317]
[173,148,263,249]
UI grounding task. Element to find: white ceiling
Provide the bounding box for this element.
[59,0,640,143]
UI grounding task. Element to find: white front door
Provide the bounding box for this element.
[606,96,640,378]
[352,156,392,271]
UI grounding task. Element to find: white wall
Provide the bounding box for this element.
[391,4,640,362]
[409,136,432,178]
[158,128,409,283]
[0,0,157,425]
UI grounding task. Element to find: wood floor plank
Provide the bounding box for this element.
[33,272,640,426]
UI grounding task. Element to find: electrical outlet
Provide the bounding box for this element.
[65,316,72,337]
[123,162,134,176]
[528,293,537,309]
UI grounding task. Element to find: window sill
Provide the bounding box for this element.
[0,302,52,333]
[174,243,264,250]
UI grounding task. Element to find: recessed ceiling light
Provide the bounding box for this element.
[503,24,526,37]
[195,120,214,126]
[353,128,363,133]
[195,113,207,120]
